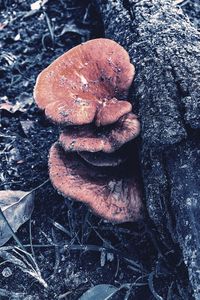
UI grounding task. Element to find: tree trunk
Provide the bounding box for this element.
[94,0,200,298]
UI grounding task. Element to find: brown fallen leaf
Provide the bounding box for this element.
[0,102,25,114]
[0,94,34,114]
[0,190,34,246]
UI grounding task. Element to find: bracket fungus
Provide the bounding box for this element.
[34,38,143,223]
[34,38,134,126]
[49,143,142,222]
[59,113,140,154]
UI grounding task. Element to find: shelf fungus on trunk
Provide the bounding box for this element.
[34,38,143,223]
[59,112,140,153]
[34,38,134,126]
[49,142,143,222]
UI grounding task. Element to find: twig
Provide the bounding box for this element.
[43,11,55,46]
[49,218,72,238]
[51,228,60,277]
[148,272,164,300]
[29,218,36,260]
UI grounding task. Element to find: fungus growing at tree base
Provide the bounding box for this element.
[59,113,140,154]
[34,38,143,223]
[49,142,143,223]
[34,38,135,126]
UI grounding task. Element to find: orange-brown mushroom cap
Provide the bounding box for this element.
[49,142,143,222]
[34,38,134,126]
[59,113,140,154]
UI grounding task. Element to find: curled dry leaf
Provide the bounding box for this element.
[78,284,119,300]
[0,95,34,114]
[59,24,90,38]
[0,102,25,114]
[20,120,34,135]
[0,102,20,113]
[174,0,185,4]
[0,190,34,246]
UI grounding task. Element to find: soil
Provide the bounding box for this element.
[0,1,198,299]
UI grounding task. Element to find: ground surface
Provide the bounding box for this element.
[0,1,198,299]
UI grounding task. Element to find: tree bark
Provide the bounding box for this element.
[94,0,200,298]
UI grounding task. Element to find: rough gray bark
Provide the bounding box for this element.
[94,0,200,298]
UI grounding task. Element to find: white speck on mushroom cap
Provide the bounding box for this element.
[80,75,88,85]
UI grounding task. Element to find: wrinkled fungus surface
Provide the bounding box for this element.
[59,113,140,153]
[34,38,134,126]
[35,38,143,222]
[49,143,143,222]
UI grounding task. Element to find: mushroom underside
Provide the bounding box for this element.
[78,149,127,167]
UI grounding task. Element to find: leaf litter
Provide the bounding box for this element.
[0,190,35,246]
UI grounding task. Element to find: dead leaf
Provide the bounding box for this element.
[18,93,34,107]
[59,24,90,38]
[0,102,24,114]
[0,95,34,114]
[174,0,185,4]
[20,120,34,135]
[0,190,34,246]
[8,146,22,163]
[1,52,16,66]
[30,0,48,10]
